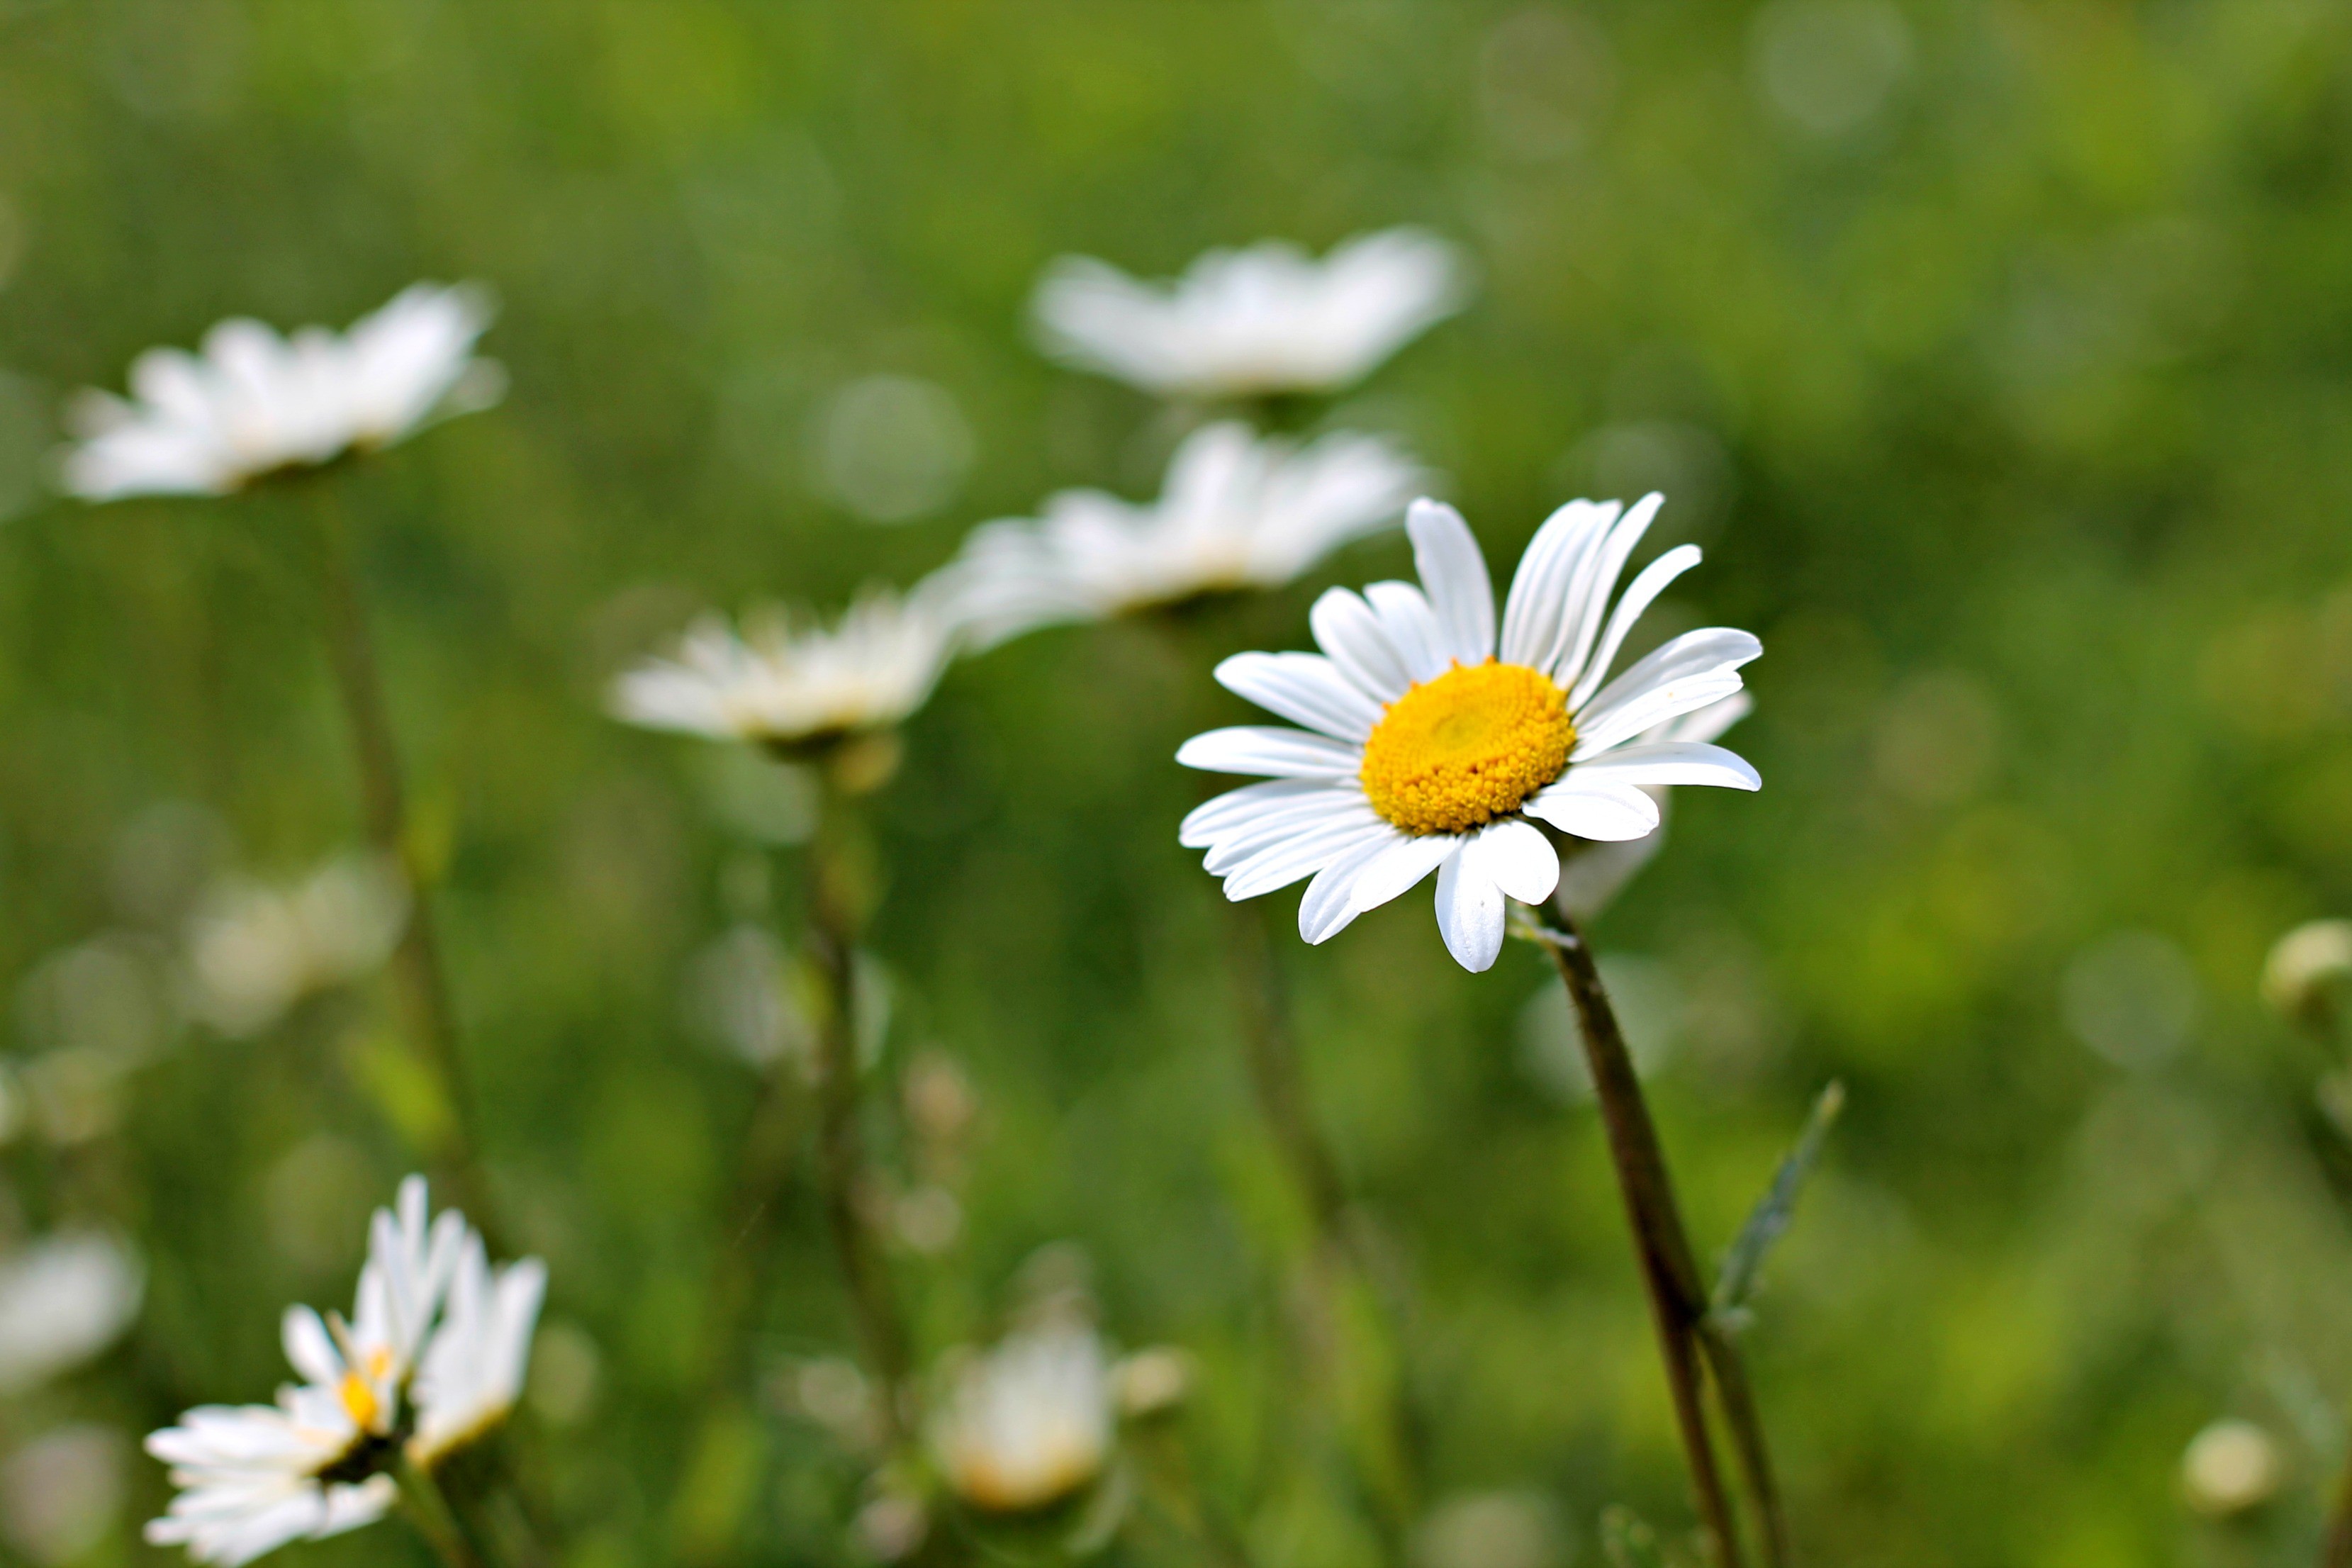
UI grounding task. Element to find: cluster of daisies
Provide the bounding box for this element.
[62,218,1766,1562]
[144,1179,542,1567]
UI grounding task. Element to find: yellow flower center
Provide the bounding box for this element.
[1359,661,1574,835]
[338,1370,381,1431]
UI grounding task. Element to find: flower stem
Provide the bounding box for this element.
[305,479,500,1241]
[2324,1455,2352,1568]
[396,1456,490,1568]
[1535,907,1747,1568]
[806,782,913,1445]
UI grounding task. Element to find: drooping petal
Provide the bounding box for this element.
[1433,852,1507,972]
[1176,726,1364,779]
[1214,652,1382,741]
[1406,500,1495,666]
[1465,819,1559,904]
[1343,832,1462,917]
[1298,831,1409,943]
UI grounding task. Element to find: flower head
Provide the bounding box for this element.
[1178,497,1762,972]
[931,1321,1114,1514]
[145,1178,539,1567]
[1031,228,1467,401]
[407,1232,547,1469]
[945,422,1421,646]
[611,582,959,754]
[63,282,503,501]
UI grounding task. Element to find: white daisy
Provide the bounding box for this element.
[1031,228,1468,401]
[1177,496,1762,973]
[0,1231,144,1395]
[407,1231,547,1469]
[944,421,1422,648]
[1552,692,1752,922]
[62,282,504,501]
[184,853,410,1038]
[931,1321,1114,1513]
[144,1177,464,1567]
[610,581,960,753]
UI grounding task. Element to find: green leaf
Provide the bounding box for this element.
[1710,1080,1845,1329]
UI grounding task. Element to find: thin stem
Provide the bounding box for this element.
[1698,1320,1789,1567]
[2324,1454,2352,1568]
[396,1457,488,1568]
[806,783,912,1445]
[1538,909,1745,1568]
[305,481,498,1236]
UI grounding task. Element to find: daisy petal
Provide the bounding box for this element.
[1500,500,1616,668]
[1555,493,1664,693]
[1523,779,1664,841]
[1566,543,1702,707]
[1310,587,1413,701]
[1406,499,1495,666]
[1177,726,1363,778]
[1433,852,1507,972]
[1655,690,1752,746]
[1465,818,1559,904]
[1299,831,1409,943]
[1209,805,1386,887]
[1215,652,1382,741]
[1345,832,1462,915]
[1572,627,1762,756]
[1180,780,1350,847]
[1562,739,1760,791]
[1363,581,1450,683]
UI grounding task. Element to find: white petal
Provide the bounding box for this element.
[1176,726,1363,778]
[1363,581,1450,683]
[1297,830,1409,943]
[1465,819,1560,904]
[1214,652,1382,741]
[1523,779,1663,841]
[1501,500,1618,668]
[1554,822,1667,922]
[1310,587,1412,701]
[1224,815,1389,901]
[280,1307,341,1388]
[1572,628,1762,756]
[1554,493,1664,693]
[1204,795,1382,875]
[1654,690,1752,746]
[1406,499,1495,666]
[1565,543,1702,707]
[1344,832,1462,916]
[1562,740,1760,791]
[1180,779,1347,847]
[1433,853,1507,972]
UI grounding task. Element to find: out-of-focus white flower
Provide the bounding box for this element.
[62,283,504,501]
[1032,228,1468,400]
[185,854,410,1038]
[2262,918,2352,1030]
[2180,1418,2282,1517]
[610,582,961,752]
[1553,692,1752,921]
[0,1233,144,1394]
[945,422,1421,646]
[1180,496,1761,972]
[932,1321,1114,1513]
[407,1231,546,1468]
[144,1177,471,1567]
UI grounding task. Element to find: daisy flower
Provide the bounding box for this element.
[407,1231,547,1469]
[184,853,410,1038]
[0,1231,144,1395]
[62,282,504,501]
[943,421,1422,648]
[610,581,960,756]
[931,1321,1115,1514]
[145,1179,466,1566]
[1031,228,1468,401]
[1178,496,1762,973]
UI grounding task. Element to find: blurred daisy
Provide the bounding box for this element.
[145,1178,467,1567]
[1553,692,1752,922]
[62,282,503,502]
[1179,497,1761,972]
[932,1321,1114,1513]
[0,1232,143,1395]
[184,853,410,1038]
[944,421,1421,646]
[1032,228,1467,400]
[610,582,959,756]
[407,1232,546,1469]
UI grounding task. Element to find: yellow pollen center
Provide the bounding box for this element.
[338,1370,381,1430]
[1359,660,1574,836]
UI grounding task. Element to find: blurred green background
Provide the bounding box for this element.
[5,1,2352,1564]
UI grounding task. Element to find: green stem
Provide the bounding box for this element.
[1536,908,1745,1568]
[396,1456,489,1568]
[305,480,499,1241]
[2323,1453,2352,1568]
